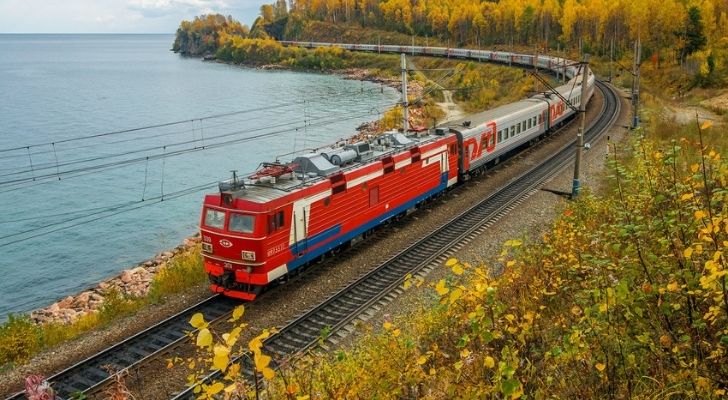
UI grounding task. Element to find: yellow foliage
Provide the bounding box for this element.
[174,129,728,398]
[230,305,245,322]
[434,279,449,296]
[190,313,207,329]
[196,328,212,348]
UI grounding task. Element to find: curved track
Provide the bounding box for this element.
[172,80,621,399]
[4,47,619,400]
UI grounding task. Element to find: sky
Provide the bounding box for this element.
[0,0,263,33]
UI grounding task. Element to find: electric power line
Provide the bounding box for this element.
[0,99,401,188]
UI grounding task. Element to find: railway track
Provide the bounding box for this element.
[4,69,619,400]
[171,80,621,399]
[5,296,239,399]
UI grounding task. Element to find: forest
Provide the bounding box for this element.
[286,0,726,55]
[174,0,728,88]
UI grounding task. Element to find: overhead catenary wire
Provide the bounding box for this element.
[0,98,402,188]
[0,87,394,175]
[0,179,226,249]
[0,85,392,156]
[0,86,392,168]
[0,70,409,247]
[0,96,405,242]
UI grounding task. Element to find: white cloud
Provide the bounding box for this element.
[0,0,261,33]
[128,0,232,18]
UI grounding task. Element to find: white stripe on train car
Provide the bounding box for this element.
[421,145,447,159]
[395,158,412,169]
[289,189,332,246]
[267,264,288,282]
[346,169,384,189]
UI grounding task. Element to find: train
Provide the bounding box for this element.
[199,42,595,300]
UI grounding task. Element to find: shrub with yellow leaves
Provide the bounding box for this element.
[175,124,727,399]
[171,305,282,399]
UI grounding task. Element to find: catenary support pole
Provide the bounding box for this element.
[572,54,590,198]
[401,53,409,132]
[632,37,641,129]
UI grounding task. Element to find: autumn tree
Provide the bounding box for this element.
[682,6,708,60]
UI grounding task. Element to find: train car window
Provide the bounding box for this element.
[522,121,527,131]
[204,209,225,229]
[269,211,285,232]
[498,130,502,143]
[528,119,532,129]
[510,126,515,137]
[538,115,543,124]
[516,124,521,135]
[229,213,255,233]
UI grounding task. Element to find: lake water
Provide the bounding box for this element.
[0,34,399,318]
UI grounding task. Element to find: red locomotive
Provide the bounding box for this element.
[199,44,593,300]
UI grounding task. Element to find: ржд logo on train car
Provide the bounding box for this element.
[219,239,233,248]
[463,121,497,161]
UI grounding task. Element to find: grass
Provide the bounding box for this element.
[0,244,206,370]
[148,247,206,304]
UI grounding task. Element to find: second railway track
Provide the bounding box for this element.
[173,80,621,398]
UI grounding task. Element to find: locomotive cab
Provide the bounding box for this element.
[200,190,291,300]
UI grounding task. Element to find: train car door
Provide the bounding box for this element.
[290,202,309,257]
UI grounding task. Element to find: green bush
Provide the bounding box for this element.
[0,314,41,367]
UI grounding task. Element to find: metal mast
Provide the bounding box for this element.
[632,37,641,128]
[572,54,590,198]
[401,53,409,132]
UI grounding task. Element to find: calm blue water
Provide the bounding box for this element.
[0,34,399,318]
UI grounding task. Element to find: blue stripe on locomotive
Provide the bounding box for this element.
[287,172,450,271]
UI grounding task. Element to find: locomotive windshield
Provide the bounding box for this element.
[204,209,225,229]
[229,213,255,233]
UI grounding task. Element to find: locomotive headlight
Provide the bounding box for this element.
[241,251,256,261]
[202,243,213,253]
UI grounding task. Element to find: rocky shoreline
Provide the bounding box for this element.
[29,235,201,326]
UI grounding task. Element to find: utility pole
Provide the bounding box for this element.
[632,37,641,129]
[412,35,415,56]
[572,54,590,198]
[401,53,409,132]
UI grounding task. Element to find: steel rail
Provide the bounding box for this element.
[172,80,620,399]
[5,295,239,399]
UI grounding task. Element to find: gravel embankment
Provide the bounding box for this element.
[0,85,628,399]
